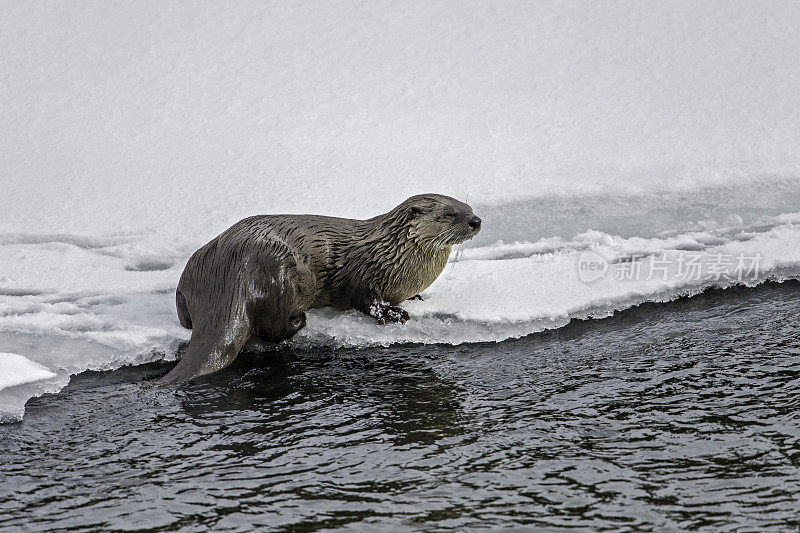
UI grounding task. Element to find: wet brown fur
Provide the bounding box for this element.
[163,194,480,383]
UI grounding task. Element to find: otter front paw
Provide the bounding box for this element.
[368,300,410,324]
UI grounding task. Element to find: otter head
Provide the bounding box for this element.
[399,194,481,246]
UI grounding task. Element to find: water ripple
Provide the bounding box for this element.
[3,282,800,530]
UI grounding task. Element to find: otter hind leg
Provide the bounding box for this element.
[251,295,308,342]
[288,313,307,335]
[176,290,192,329]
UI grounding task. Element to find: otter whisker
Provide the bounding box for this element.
[453,243,464,263]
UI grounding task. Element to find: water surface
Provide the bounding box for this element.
[2,282,800,531]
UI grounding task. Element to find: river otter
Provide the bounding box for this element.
[163,194,481,383]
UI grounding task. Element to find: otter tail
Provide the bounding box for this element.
[161,295,252,384]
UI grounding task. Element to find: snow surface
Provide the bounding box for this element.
[2,1,800,420]
[0,353,56,391]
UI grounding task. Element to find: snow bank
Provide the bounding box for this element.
[2,1,800,239]
[3,210,800,421]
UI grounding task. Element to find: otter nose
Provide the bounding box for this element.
[468,215,482,229]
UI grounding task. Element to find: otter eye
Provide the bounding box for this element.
[411,206,424,216]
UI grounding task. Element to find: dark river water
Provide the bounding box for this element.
[2,281,800,531]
